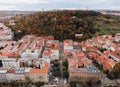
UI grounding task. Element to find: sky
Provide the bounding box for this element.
[0,0,120,11]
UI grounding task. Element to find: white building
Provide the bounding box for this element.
[63,40,73,50]
[6,68,15,81]
[0,69,7,82]
[42,40,59,60]
[20,38,44,59]
[0,23,14,40]
[115,33,120,42]
[2,58,20,68]
[14,68,25,81]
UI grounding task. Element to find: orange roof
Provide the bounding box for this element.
[7,68,15,73]
[72,51,85,57]
[104,62,112,70]
[96,54,115,70]
[30,62,49,74]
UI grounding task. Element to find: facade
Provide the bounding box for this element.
[2,58,20,68]
[115,33,120,42]
[29,61,49,82]
[96,55,116,70]
[6,68,15,81]
[108,51,120,62]
[0,23,14,40]
[69,68,100,82]
[0,69,7,82]
[14,68,25,81]
[64,40,73,50]
[68,58,101,82]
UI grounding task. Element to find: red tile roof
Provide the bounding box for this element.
[7,69,15,73]
[30,62,49,74]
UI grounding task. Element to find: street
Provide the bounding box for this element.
[59,42,64,87]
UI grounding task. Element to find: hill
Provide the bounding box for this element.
[7,10,120,41]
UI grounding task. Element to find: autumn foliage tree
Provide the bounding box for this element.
[8,10,101,41]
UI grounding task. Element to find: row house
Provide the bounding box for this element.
[0,60,50,82]
[108,50,120,62]
[96,55,116,70]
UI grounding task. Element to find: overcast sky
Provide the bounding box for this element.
[0,0,120,11]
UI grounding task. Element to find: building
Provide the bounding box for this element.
[96,55,116,70]
[0,41,20,58]
[108,50,120,62]
[64,40,73,50]
[42,40,59,60]
[68,57,100,82]
[19,58,31,67]
[6,68,15,81]
[21,37,44,59]
[0,23,14,40]
[14,68,25,81]
[2,58,20,68]
[115,33,120,42]
[9,20,16,25]
[64,49,85,59]
[0,69,7,82]
[29,61,49,82]
[24,68,31,80]
[42,48,51,59]
[69,68,100,82]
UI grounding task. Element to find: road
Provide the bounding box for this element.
[59,42,64,87]
[100,73,116,86]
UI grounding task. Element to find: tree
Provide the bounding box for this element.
[35,81,44,87]
[70,81,77,87]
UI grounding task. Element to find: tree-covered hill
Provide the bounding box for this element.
[7,10,120,41]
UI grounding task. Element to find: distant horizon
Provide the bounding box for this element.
[0,0,120,11]
[0,8,120,12]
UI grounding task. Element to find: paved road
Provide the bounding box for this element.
[59,42,64,87]
[100,73,116,86]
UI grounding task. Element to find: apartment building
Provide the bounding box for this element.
[115,33,120,42]
[42,40,59,60]
[63,39,73,50]
[6,68,15,81]
[0,23,14,40]
[0,69,7,82]
[14,68,25,81]
[2,58,20,68]
[21,37,44,59]
[68,57,100,82]
[29,61,49,82]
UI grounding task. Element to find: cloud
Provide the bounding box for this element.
[0,0,46,4]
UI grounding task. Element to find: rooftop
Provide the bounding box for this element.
[30,61,49,74]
